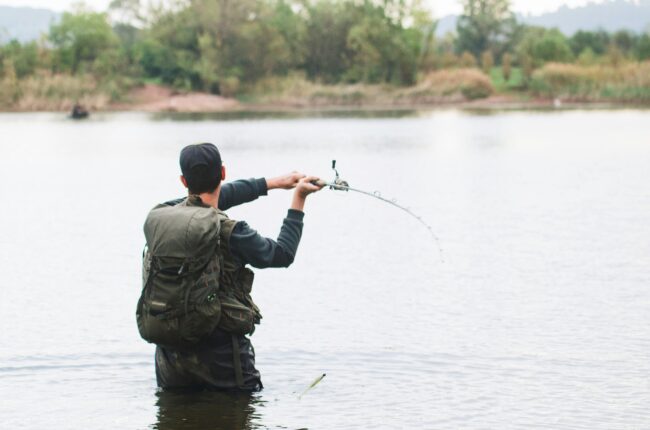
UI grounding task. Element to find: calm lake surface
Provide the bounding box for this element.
[0,110,648,429]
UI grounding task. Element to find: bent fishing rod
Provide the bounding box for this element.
[312,160,444,262]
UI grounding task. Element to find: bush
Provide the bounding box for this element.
[459,51,477,68]
[404,68,494,101]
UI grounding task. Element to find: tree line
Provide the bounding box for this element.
[1,0,650,98]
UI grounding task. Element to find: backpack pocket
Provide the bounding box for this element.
[218,294,255,336]
[178,298,221,344]
[136,293,221,348]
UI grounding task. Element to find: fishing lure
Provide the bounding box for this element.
[314,160,444,262]
[298,373,326,399]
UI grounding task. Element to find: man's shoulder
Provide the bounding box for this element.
[219,216,242,237]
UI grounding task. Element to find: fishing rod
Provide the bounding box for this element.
[313,160,444,262]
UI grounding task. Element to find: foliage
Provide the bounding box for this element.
[4,0,650,109]
[49,8,118,73]
[635,33,650,60]
[303,0,430,85]
[118,0,432,92]
[516,27,573,67]
[569,30,610,56]
[456,0,517,58]
[501,52,512,81]
[489,65,523,91]
[0,40,40,78]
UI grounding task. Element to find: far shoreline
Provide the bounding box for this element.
[2,96,649,115]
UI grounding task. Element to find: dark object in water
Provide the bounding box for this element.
[70,104,89,119]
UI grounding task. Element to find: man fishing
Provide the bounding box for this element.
[137,142,323,391]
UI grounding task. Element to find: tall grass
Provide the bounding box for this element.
[0,73,128,111]
[242,69,494,107]
[530,62,650,102]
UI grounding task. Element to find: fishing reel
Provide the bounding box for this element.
[313,160,349,191]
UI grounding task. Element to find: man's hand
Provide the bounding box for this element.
[266,172,306,190]
[291,176,324,211]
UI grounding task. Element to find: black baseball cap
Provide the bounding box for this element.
[179,143,223,193]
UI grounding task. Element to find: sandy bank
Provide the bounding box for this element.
[112,84,240,112]
[107,84,562,113]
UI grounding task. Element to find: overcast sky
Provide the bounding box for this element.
[0,0,613,17]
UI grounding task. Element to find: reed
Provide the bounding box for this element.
[0,73,126,111]
[242,69,494,107]
[530,62,650,102]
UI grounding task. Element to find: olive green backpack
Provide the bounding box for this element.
[137,202,223,349]
[137,199,261,350]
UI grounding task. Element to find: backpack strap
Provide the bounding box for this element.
[231,334,245,388]
[219,218,238,252]
[222,217,246,388]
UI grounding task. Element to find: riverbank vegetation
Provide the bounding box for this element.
[1,0,650,111]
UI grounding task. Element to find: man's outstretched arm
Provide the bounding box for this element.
[218,173,306,210]
[164,172,306,209]
[218,178,268,211]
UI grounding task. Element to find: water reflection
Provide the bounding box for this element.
[153,390,261,430]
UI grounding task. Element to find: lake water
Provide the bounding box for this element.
[0,109,648,429]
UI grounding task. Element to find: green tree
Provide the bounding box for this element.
[1,40,39,78]
[517,27,572,66]
[49,8,118,73]
[344,1,430,84]
[456,0,517,58]
[569,30,610,56]
[302,0,431,85]
[304,1,357,82]
[612,30,636,54]
[635,33,650,60]
[137,0,298,93]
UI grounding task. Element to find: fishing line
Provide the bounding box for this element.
[315,161,444,262]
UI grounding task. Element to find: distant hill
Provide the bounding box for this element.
[0,6,59,42]
[523,0,650,34]
[436,0,650,36]
[1,1,650,43]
